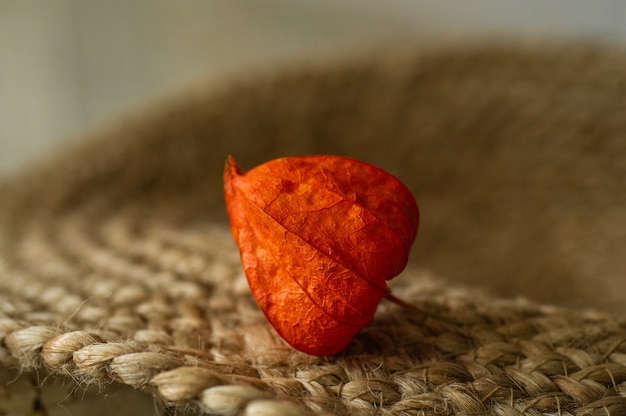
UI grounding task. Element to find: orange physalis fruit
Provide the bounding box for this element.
[223,155,419,356]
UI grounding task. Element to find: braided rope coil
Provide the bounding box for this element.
[3,282,626,415]
[2,44,626,414]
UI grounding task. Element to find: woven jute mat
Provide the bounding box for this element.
[2,43,626,415]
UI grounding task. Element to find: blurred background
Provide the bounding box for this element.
[1,0,625,179]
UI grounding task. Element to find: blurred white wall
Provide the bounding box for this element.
[1,0,625,178]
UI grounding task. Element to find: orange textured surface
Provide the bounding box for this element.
[224,155,419,355]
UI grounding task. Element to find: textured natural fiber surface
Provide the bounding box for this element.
[1,44,626,415]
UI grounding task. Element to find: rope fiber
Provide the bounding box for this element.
[1,43,626,415]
